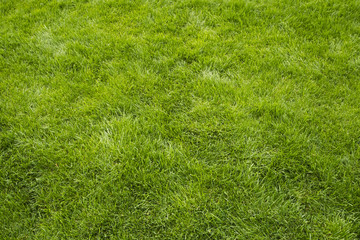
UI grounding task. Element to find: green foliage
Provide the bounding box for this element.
[1,0,360,239]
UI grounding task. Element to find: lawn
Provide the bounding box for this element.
[1,0,360,239]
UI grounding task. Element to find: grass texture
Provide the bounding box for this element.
[1,0,360,239]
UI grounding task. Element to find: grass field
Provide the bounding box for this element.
[1,0,360,239]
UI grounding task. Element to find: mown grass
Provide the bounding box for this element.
[1,0,360,239]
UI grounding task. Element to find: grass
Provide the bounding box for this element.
[1,0,360,239]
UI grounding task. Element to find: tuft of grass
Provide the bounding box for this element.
[1,0,360,239]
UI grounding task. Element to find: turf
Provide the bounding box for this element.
[1,0,360,239]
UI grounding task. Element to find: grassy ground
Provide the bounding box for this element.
[1,0,360,239]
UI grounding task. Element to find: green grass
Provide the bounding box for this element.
[1,0,360,239]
